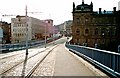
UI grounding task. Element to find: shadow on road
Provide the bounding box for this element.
[21,54,28,77]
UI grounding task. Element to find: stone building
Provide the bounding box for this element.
[71,0,120,52]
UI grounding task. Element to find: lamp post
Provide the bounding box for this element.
[0,27,3,53]
[25,5,28,55]
[0,19,3,53]
[45,23,47,48]
[52,26,55,44]
[21,6,28,77]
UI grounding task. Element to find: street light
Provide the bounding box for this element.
[45,23,47,48]
[52,26,55,45]
[0,19,3,53]
[25,6,28,55]
[0,27,3,53]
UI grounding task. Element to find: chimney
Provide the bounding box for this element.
[73,2,75,12]
[82,0,84,4]
[113,7,116,12]
[104,10,106,14]
[99,8,102,14]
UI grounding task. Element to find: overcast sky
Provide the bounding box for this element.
[0,0,119,25]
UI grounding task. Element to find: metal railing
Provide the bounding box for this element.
[65,43,120,77]
[0,40,45,52]
[0,36,62,52]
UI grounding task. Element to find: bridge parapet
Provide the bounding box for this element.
[65,44,120,77]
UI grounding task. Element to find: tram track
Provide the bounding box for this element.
[0,51,24,60]
[0,49,39,66]
[0,46,44,60]
[0,44,57,76]
[25,45,58,78]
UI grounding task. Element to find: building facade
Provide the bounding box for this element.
[11,16,53,43]
[44,19,53,37]
[54,20,72,36]
[71,1,120,52]
[0,21,11,44]
[65,20,72,36]
[0,27,3,44]
[119,1,120,10]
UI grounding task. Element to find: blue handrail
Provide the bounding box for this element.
[65,44,120,77]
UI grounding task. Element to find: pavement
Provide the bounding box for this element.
[53,44,105,76]
[0,37,109,76]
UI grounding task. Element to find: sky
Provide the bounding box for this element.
[0,0,119,25]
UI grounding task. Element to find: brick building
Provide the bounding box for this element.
[0,21,11,44]
[71,0,120,52]
[44,19,53,37]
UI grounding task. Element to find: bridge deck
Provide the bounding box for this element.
[53,44,107,76]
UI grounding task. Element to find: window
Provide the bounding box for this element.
[48,21,50,23]
[76,18,80,24]
[95,28,98,35]
[85,18,88,24]
[76,29,80,35]
[101,28,105,36]
[109,27,116,36]
[85,29,89,34]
